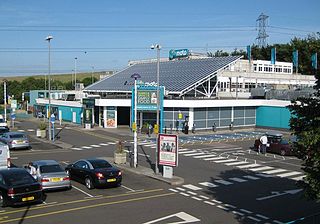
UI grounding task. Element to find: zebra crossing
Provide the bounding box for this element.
[169,180,284,224]
[177,147,306,182]
[71,142,116,150]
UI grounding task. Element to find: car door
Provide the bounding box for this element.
[77,161,90,183]
[269,137,281,154]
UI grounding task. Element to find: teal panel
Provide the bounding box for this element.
[57,105,83,124]
[256,106,290,129]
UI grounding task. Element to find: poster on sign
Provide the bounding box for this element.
[158,134,178,167]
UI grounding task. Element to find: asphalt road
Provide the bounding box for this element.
[1,119,319,224]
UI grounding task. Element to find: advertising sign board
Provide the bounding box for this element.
[11,100,17,109]
[158,134,178,167]
[106,107,116,127]
[169,49,190,60]
[84,108,93,124]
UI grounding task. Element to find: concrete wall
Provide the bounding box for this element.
[256,106,291,129]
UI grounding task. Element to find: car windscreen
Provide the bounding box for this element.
[90,160,112,169]
[40,164,63,173]
[4,172,35,185]
[0,119,5,123]
[9,134,26,139]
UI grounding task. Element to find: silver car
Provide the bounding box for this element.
[0,132,31,150]
[29,160,71,191]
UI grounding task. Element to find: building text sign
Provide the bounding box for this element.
[158,134,178,167]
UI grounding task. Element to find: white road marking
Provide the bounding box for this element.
[176,187,186,191]
[168,188,178,193]
[273,220,284,224]
[199,182,218,188]
[214,180,233,185]
[179,150,197,154]
[143,212,200,224]
[121,185,135,192]
[191,196,202,201]
[203,157,227,161]
[291,175,306,181]
[72,186,94,197]
[237,163,261,169]
[187,191,197,195]
[211,199,222,204]
[217,205,229,210]
[27,129,34,132]
[249,166,274,172]
[212,147,242,151]
[18,129,25,132]
[213,159,237,163]
[99,143,109,146]
[72,147,83,150]
[225,161,248,166]
[179,192,190,197]
[144,144,156,147]
[248,216,261,222]
[108,142,116,145]
[90,145,101,148]
[276,171,302,178]
[262,169,288,174]
[183,184,202,191]
[229,177,247,183]
[178,148,190,152]
[232,211,244,216]
[224,204,236,209]
[56,127,62,130]
[204,201,215,206]
[256,173,273,178]
[199,195,210,200]
[184,152,206,157]
[243,175,260,180]
[194,154,217,159]
[239,209,252,214]
[256,214,269,219]
[82,146,92,149]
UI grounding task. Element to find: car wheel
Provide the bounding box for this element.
[280,149,286,156]
[85,177,94,190]
[0,194,7,208]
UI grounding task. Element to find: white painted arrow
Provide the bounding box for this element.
[256,188,303,201]
[143,212,200,224]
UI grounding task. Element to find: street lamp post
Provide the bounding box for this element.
[45,35,53,141]
[3,80,7,122]
[91,66,94,84]
[74,57,77,90]
[151,43,161,174]
[131,73,141,168]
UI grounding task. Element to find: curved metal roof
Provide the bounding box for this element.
[85,56,242,93]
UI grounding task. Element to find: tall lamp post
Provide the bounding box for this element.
[45,35,53,141]
[3,80,7,122]
[74,57,77,90]
[151,43,161,174]
[91,66,94,84]
[131,73,141,168]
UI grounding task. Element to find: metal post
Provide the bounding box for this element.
[236,76,238,100]
[155,45,160,174]
[134,78,138,168]
[91,66,94,84]
[3,81,6,122]
[46,35,53,141]
[74,57,77,90]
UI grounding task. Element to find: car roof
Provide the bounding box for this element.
[0,168,29,175]
[6,131,26,135]
[265,131,283,137]
[87,158,108,163]
[32,160,59,166]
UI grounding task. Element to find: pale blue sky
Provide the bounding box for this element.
[0,0,319,76]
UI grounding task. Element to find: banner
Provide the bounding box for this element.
[246,45,251,63]
[312,53,318,70]
[271,47,276,65]
[158,134,178,167]
[292,50,298,68]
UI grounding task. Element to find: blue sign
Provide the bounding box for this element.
[169,49,190,60]
[11,113,16,120]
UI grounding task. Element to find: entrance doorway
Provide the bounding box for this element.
[117,107,130,126]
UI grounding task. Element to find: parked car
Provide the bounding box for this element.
[0,132,31,150]
[0,115,7,128]
[254,132,295,156]
[26,160,71,191]
[65,158,122,189]
[0,142,11,169]
[0,168,43,207]
[0,127,9,136]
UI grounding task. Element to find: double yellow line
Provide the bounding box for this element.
[0,189,175,223]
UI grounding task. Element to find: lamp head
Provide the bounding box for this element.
[45,35,53,41]
[131,73,141,80]
[150,44,155,50]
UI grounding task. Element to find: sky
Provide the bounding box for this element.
[0,0,319,76]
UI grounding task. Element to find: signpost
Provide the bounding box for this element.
[10,113,16,128]
[50,114,55,141]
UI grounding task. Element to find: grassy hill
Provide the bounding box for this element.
[0,71,112,83]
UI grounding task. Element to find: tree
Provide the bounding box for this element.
[82,77,98,87]
[288,87,320,200]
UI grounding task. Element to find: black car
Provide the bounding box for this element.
[0,127,9,136]
[0,168,43,207]
[65,158,122,189]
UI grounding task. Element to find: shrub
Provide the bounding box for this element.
[38,122,47,130]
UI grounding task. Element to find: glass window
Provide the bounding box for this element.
[40,164,63,173]
[4,172,35,185]
[194,108,206,120]
[207,120,219,127]
[194,120,206,129]
[220,119,232,127]
[90,160,112,169]
[208,108,219,119]
[245,107,256,117]
[75,161,89,169]
[220,107,231,119]
[245,118,255,125]
[234,118,244,126]
[9,134,26,139]
[234,107,245,118]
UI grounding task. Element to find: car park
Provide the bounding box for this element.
[26,160,71,191]
[65,158,122,189]
[0,142,11,169]
[254,132,295,156]
[0,168,43,207]
[0,132,31,150]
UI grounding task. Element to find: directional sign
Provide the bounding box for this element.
[10,113,16,120]
[143,212,200,224]
[50,114,55,124]
[256,188,303,201]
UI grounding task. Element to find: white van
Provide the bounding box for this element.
[0,142,10,169]
[0,115,7,127]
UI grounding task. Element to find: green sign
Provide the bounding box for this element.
[82,98,95,108]
[137,90,158,110]
[169,49,190,60]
